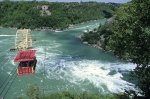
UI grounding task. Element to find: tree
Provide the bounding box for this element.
[108,0,150,97]
[26,85,41,99]
[0,1,117,29]
[102,10,113,18]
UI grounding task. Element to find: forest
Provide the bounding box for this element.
[0,1,117,30]
[82,0,150,98]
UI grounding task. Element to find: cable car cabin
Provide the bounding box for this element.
[14,50,37,76]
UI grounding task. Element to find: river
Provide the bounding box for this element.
[0,19,137,98]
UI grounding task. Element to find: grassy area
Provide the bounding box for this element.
[16,85,130,99]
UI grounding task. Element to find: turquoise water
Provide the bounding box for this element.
[0,20,137,99]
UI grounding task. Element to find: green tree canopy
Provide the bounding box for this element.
[0,1,117,30]
[82,0,150,97]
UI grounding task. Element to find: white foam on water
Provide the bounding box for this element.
[37,53,138,94]
[11,60,15,66]
[68,60,136,93]
[35,40,61,51]
[32,36,138,94]
[0,35,15,37]
[35,47,61,58]
[110,63,136,70]
[41,80,43,83]
[69,24,99,31]
[7,71,12,75]
[55,30,63,32]
[35,46,62,73]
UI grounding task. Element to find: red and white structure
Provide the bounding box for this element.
[14,50,37,76]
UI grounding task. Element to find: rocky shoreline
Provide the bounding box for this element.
[79,34,103,50]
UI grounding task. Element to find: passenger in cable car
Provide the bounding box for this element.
[18,58,37,69]
[19,61,28,67]
[28,57,37,70]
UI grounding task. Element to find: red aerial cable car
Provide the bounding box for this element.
[14,50,37,76]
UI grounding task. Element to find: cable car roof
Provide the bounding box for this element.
[14,50,36,62]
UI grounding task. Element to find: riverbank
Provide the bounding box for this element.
[0,1,116,30]
[18,86,129,99]
[79,18,107,50]
[80,34,132,63]
[0,19,101,33]
[79,17,133,63]
[34,19,101,31]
